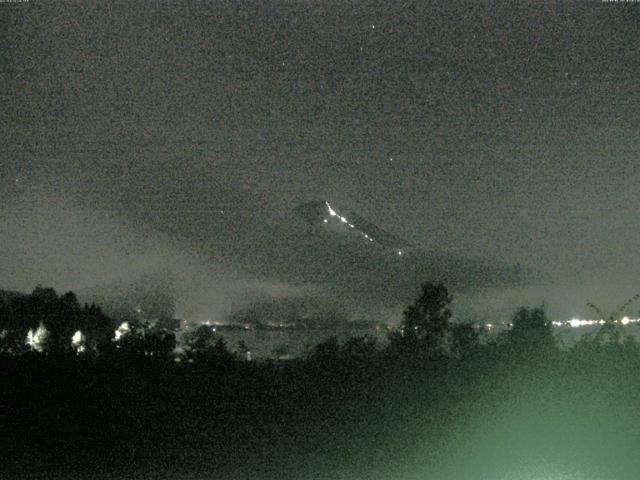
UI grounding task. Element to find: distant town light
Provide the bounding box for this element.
[26,323,49,352]
[72,330,86,353]
[115,322,131,341]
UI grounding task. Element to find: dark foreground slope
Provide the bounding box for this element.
[3,344,640,480]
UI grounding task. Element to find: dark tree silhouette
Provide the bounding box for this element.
[80,303,118,353]
[25,287,72,352]
[450,323,481,359]
[272,343,293,360]
[342,336,378,359]
[141,326,176,358]
[0,286,120,354]
[112,317,177,358]
[308,336,342,364]
[182,324,218,353]
[139,289,176,322]
[178,325,234,364]
[390,282,453,358]
[502,306,556,356]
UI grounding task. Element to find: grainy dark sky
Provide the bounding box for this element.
[2,1,640,318]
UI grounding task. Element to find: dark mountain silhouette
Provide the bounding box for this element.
[293,200,411,254]
[232,200,537,314]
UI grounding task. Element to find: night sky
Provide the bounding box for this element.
[2,1,640,320]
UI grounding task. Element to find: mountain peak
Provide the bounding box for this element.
[293,200,410,255]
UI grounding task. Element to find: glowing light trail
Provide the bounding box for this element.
[324,201,380,248]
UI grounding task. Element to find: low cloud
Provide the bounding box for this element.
[0,190,310,321]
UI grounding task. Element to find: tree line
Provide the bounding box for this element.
[1,282,634,364]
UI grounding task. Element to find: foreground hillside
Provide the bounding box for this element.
[3,283,640,479]
[3,345,640,480]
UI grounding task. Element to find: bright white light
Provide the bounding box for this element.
[71,330,86,353]
[26,323,49,352]
[323,219,328,223]
[114,321,131,341]
[325,201,380,246]
[325,201,337,217]
[569,318,581,328]
[324,202,353,226]
[397,250,402,256]
[621,316,630,326]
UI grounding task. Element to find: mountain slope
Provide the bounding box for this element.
[233,200,536,311]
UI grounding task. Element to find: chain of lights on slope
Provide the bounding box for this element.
[324,201,403,256]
